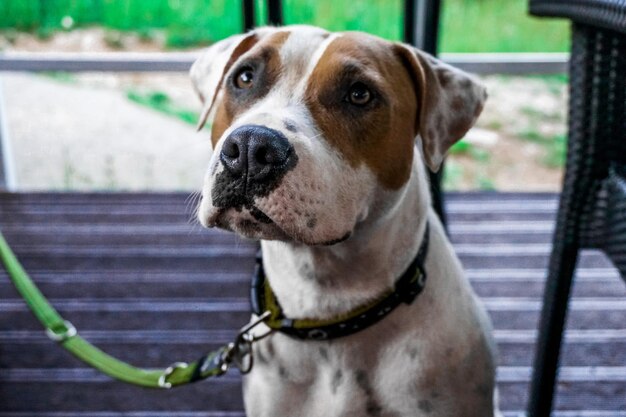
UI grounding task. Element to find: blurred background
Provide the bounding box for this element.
[0,0,570,191]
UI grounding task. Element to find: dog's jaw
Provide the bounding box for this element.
[258,159,431,320]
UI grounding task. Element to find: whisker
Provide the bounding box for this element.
[306,132,324,141]
[185,191,202,227]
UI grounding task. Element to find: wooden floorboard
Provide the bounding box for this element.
[0,192,624,416]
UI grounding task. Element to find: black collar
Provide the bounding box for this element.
[250,222,430,340]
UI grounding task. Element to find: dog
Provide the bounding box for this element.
[191,25,500,417]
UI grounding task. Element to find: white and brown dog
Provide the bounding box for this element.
[192,25,500,417]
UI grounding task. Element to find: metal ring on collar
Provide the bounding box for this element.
[158,362,189,389]
[417,270,426,287]
[46,320,77,343]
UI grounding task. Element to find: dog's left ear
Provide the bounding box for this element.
[394,44,487,172]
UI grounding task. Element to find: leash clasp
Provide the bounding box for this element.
[219,311,273,375]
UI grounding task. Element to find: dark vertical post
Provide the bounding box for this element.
[242,0,256,31]
[404,0,447,229]
[404,0,441,54]
[404,0,416,45]
[268,0,284,26]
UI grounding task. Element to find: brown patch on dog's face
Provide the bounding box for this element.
[303,33,418,190]
[211,31,291,146]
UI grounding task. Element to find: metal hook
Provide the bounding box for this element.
[210,311,274,376]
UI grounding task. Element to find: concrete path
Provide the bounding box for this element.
[2,73,211,191]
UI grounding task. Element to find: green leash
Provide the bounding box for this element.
[0,231,271,389]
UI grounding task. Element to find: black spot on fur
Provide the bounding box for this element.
[355,370,384,416]
[331,369,343,394]
[355,370,370,392]
[299,262,315,281]
[278,366,289,379]
[319,347,329,361]
[418,399,433,413]
[460,77,472,89]
[366,401,383,416]
[284,119,298,132]
[438,70,453,87]
[255,346,268,365]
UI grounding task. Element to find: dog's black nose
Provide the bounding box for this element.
[220,125,294,183]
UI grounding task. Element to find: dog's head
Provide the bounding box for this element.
[192,26,485,245]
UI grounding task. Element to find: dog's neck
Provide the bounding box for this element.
[260,159,432,320]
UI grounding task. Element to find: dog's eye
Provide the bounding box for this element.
[235,67,255,89]
[347,83,372,106]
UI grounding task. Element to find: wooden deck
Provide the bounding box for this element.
[0,192,624,416]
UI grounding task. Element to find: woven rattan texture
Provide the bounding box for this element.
[565,25,626,277]
[530,0,626,34]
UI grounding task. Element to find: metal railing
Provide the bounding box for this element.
[0,51,568,74]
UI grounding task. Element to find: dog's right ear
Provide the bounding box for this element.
[190,30,262,131]
[393,44,487,172]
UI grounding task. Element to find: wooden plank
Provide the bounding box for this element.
[0,379,245,412]
[2,333,625,369]
[0,192,624,415]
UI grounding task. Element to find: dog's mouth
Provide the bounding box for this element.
[248,206,273,224]
[210,205,286,240]
[209,204,351,246]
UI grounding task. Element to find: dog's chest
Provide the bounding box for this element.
[243,335,408,417]
[242,329,444,417]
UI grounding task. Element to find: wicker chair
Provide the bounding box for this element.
[528,1,626,416]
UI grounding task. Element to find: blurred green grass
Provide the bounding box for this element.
[0,0,569,52]
[126,90,199,126]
